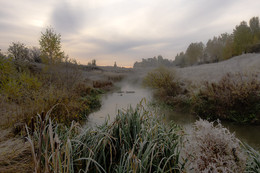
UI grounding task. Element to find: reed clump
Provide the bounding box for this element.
[26,103,185,172]
[26,104,260,172]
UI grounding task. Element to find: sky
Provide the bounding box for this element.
[0,0,260,67]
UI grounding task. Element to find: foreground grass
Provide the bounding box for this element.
[25,103,260,172]
[27,103,185,172]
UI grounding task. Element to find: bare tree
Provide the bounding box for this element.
[8,42,29,61]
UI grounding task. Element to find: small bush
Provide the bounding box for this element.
[143,67,190,108]
[93,80,113,89]
[184,119,247,172]
[192,73,260,123]
[106,74,125,82]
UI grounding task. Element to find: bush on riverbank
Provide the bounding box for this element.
[184,119,247,172]
[143,67,190,108]
[192,73,260,124]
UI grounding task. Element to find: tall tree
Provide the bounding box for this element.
[249,17,260,44]
[91,59,96,66]
[174,52,186,67]
[39,27,64,64]
[185,42,204,65]
[114,61,117,68]
[233,21,253,55]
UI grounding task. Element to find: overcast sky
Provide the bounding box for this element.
[0,0,259,67]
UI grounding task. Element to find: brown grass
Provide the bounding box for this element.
[0,128,32,172]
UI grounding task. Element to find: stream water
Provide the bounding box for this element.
[86,82,260,150]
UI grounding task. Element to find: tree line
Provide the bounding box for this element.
[133,55,174,68]
[174,16,260,67]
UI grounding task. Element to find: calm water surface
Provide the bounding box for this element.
[87,83,260,150]
[86,82,151,127]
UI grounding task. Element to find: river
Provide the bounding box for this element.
[86,82,260,150]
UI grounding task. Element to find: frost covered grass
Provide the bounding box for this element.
[184,119,247,172]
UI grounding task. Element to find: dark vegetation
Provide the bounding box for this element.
[192,73,260,124]
[134,55,174,68]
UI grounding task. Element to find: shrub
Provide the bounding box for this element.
[192,73,260,123]
[184,119,247,172]
[143,67,190,108]
[93,80,113,89]
[0,57,16,85]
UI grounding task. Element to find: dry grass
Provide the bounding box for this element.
[0,128,32,172]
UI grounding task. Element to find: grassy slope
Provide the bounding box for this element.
[176,53,260,83]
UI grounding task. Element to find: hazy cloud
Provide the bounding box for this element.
[51,1,85,34]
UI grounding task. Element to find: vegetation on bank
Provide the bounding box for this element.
[0,28,104,128]
[143,67,191,109]
[26,104,259,172]
[192,73,260,123]
[143,67,260,124]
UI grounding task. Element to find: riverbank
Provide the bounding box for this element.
[0,61,129,172]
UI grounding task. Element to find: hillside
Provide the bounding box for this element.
[176,53,260,83]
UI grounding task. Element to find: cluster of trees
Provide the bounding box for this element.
[1,27,66,65]
[133,55,174,68]
[174,16,260,67]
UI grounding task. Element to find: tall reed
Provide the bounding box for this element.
[26,102,185,172]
